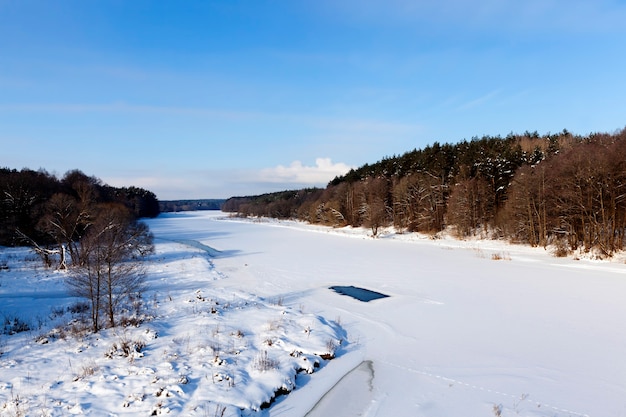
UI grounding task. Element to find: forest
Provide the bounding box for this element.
[159,199,226,212]
[0,168,159,248]
[224,128,626,257]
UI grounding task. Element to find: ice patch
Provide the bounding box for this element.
[305,361,375,417]
[329,286,389,302]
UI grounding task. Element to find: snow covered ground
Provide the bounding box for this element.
[2,211,626,416]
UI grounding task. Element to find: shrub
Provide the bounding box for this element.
[106,335,146,359]
[3,316,31,335]
[73,360,99,381]
[67,302,90,315]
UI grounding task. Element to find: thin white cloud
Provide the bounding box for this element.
[0,102,263,120]
[318,0,626,34]
[0,102,421,138]
[259,158,353,184]
[457,89,501,111]
[101,159,355,200]
[308,118,420,135]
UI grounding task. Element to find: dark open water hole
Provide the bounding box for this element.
[329,286,389,302]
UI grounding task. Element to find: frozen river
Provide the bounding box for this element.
[147,211,626,417]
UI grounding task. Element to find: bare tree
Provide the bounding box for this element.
[357,177,390,236]
[505,164,549,246]
[68,203,153,332]
[447,176,495,237]
[392,172,446,233]
[68,242,103,332]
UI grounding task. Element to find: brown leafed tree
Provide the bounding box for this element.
[392,172,446,233]
[356,177,390,236]
[504,164,550,247]
[446,176,494,237]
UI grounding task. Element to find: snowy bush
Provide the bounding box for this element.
[2,316,31,335]
[105,335,146,360]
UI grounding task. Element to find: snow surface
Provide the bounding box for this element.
[2,211,626,416]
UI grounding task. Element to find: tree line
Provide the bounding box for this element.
[160,199,226,212]
[1,168,159,248]
[1,168,159,332]
[224,128,626,257]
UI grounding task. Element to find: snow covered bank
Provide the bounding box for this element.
[0,236,344,416]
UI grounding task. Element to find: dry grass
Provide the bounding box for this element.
[491,252,511,261]
[73,360,99,381]
[253,350,279,372]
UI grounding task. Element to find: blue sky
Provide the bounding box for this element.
[1,0,626,199]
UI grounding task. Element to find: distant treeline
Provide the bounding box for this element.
[0,168,159,247]
[224,128,626,257]
[160,199,226,212]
